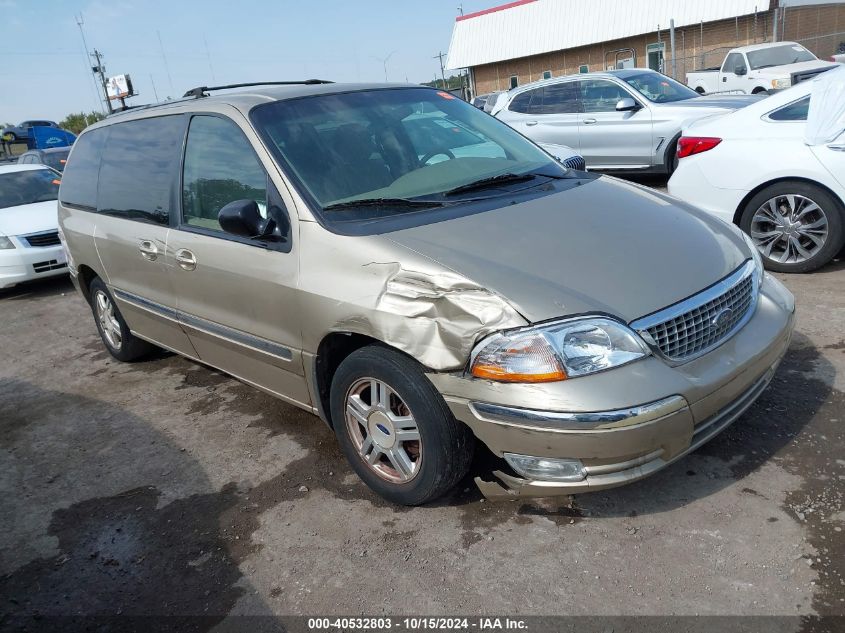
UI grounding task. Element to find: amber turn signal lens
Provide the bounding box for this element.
[471,364,567,382]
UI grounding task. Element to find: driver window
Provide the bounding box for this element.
[579,80,631,113]
[182,115,268,232]
[724,53,746,74]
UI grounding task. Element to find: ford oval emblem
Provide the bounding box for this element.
[376,423,390,435]
[711,308,734,329]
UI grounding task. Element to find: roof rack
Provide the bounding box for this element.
[182,79,334,99]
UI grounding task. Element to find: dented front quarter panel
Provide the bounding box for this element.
[296,221,528,370]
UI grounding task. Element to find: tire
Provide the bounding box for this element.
[330,345,474,505]
[695,87,706,95]
[89,277,155,361]
[739,181,844,273]
[665,135,680,175]
[5,133,17,142]
[752,87,769,95]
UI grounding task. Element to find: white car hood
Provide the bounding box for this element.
[754,59,840,77]
[806,65,845,145]
[0,200,59,237]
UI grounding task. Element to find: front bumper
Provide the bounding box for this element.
[0,239,67,289]
[427,273,795,498]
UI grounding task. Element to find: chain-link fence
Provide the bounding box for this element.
[663,30,844,88]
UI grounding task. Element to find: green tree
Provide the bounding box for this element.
[59,111,106,135]
[422,74,465,91]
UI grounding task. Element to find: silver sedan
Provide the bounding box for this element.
[495,69,761,174]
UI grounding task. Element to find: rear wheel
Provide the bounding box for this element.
[89,277,155,361]
[740,181,844,273]
[330,345,474,505]
[5,132,17,142]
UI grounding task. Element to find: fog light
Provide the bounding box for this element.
[504,453,586,482]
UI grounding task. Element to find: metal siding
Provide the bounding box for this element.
[446,0,773,69]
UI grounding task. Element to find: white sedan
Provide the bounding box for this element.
[0,164,67,289]
[669,66,845,272]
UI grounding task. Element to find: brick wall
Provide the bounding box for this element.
[469,2,845,95]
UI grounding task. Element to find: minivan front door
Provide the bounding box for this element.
[167,114,309,408]
[92,115,196,356]
[576,79,653,169]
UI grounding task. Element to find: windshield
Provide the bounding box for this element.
[620,71,699,103]
[0,169,60,210]
[250,87,565,221]
[747,44,816,69]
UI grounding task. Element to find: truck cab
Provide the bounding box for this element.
[688,42,839,95]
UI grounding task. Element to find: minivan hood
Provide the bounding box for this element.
[387,177,748,324]
[0,200,59,237]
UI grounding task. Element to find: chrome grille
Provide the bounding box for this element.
[23,230,61,247]
[631,261,758,362]
[562,155,586,171]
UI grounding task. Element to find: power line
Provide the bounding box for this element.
[74,14,104,114]
[157,30,175,97]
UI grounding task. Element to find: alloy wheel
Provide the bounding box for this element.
[94,290,122,351]
[750,194,829,264]
[344,377,421,483]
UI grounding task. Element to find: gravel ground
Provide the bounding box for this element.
[1,195,843,630]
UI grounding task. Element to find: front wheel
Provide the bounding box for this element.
[330,345,474,505]
[740,181,844,273]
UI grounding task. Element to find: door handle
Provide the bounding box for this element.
[722,76,727,82]
[525,120,538,126]
[828,144,845,152]
[175,249,197,271]
[139,240,158,261]
[582,118,597,124]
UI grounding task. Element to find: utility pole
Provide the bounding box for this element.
[75,14,105,113]
[91,49,114,114]
[433,51,447,90]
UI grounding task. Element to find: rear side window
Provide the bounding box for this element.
[768,96,811,121]
[509,88,540,114]
[98,116,186,225]
[59,127,108,211]
[181,115,268,232]
[534,82,580,114]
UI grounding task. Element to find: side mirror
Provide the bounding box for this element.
[735,65,747,76]
[616,97,639,112]
[218,199,268,238]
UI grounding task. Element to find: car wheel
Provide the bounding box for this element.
[89,277,155,361]
[5,133,17,142]
[330,345,474,505]
[740,181,844,273]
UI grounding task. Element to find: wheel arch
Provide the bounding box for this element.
[75,264,100,305]
[732,177,845,225]
[313,332,435,429]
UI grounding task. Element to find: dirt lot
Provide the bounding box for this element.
[1,228,844,628]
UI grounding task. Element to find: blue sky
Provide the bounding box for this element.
[0,0,489,124]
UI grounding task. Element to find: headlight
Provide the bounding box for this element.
[771,78,790,89]
[0,236,15,250]
[741,230,764,275]
[469,317,650,383]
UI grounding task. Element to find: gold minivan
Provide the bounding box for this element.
[59,81,795,505]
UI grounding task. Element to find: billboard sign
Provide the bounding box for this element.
[106,74,133,100]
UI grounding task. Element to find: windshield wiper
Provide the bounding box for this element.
[323,197,446,212]
[443,172,550,197]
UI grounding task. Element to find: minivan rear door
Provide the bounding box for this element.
[91,115,197,356]
[166,113,310,407]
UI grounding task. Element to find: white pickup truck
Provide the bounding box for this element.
[686,41,839,95]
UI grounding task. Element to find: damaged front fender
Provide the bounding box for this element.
[298,224,528,370]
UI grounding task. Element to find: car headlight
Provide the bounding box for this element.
[771,78,790,90]
[469,316,650,382]
[0,235,15,250]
